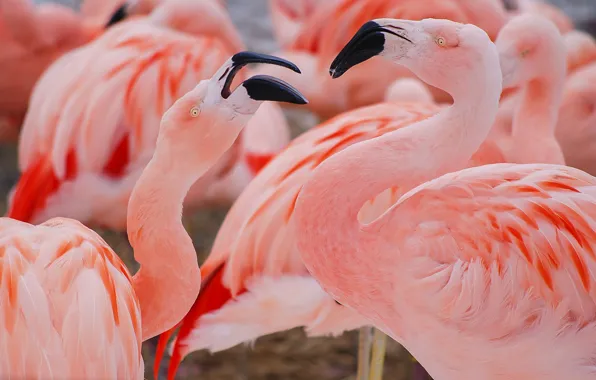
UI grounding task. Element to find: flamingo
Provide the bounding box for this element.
[252,0,510,120]
[563,30,596,74]
[0,51,306,378]
[503,0,574,33]
[268,0,339,49]
[80,0,229,27]
[544,31,596,176]
[0,0,125,141]
[153,13,567,380]
[552,61,596,176]
[294,16,596,380]
[7,0,290,231]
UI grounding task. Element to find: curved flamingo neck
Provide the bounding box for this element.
[294,52,502,311]
[126,141,206,341]
[511,75,564,140]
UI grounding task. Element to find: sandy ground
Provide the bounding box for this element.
[4,0,596,379]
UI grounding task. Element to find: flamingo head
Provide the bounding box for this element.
[155,51,307,168]
[329,18,500,100]
[496,14,565,89]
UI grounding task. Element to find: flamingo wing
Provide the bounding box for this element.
[20,21,228,175]
[377,163,596,334]
[0,217,142,379]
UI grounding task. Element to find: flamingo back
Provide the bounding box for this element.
[10,20,233,228]
[0,217,142,379]
[346,164,596,379]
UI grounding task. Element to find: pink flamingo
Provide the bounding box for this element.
[0,51,306,378]
[503,0,573,33]
[0,0,123,141]
[7,0,289,230]
[387,14,566,168]
[252,0,509,120]
[545,31,596,176]
[153,14,566,380]
[268,0,339,49]
[295,17,596,380]
[564,30,596,74]
[553,61,596,176]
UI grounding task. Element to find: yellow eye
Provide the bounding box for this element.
[190,106,200,117]
[520,49,530,58]
[436,36,446,47]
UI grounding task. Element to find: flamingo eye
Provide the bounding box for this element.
[436,36,446,47]
[190,106,200,117]
[520,48,531,57]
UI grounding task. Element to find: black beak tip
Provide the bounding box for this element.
[329,67,345,79]
[329,20,386,79]
[243,75,308,105]
[105,3,128,28]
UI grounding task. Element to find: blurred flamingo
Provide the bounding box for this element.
[153,13,566,380]
[80,0,226,26]
[553,60,596,175]
[296,16,596,380]
[7,0,290,230]
[564,30,596,73]
[268,0,339,49]
[254,0,509,120]
[503,0,573,33]
[0,51,306,379]
[0,0,122,141]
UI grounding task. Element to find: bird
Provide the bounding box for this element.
[564,30,596,74]
[553,60,596,176]
[268,0,339,49]
[153,13,569,380]
[486,14,566,166]
[7,0,290,231]
[386,14,567,168]
[253,0,510,120]
[295,17,596,380]
[0,51,307,378]
[0,0,120,141]
[503,0,574,33]
[543,30,596,177]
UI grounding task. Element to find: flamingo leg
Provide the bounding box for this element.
[356,326,373,380]
[368,328,387,380]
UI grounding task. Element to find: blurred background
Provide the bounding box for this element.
[3,0,596,379]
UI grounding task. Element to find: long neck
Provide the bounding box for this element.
[294,66,501,312]
[511,76,563,140]
[127,144,203,341]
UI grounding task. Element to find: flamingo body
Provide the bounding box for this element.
[0,0,106,141]
[0,217,143,379]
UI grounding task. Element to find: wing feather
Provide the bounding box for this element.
[0,218,142,378]
[376,164,596,336]
[19,20,231,181]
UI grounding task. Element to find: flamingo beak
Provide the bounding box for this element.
[105,3,129,27]
[330,20,412,79]
[222,52,308,105]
